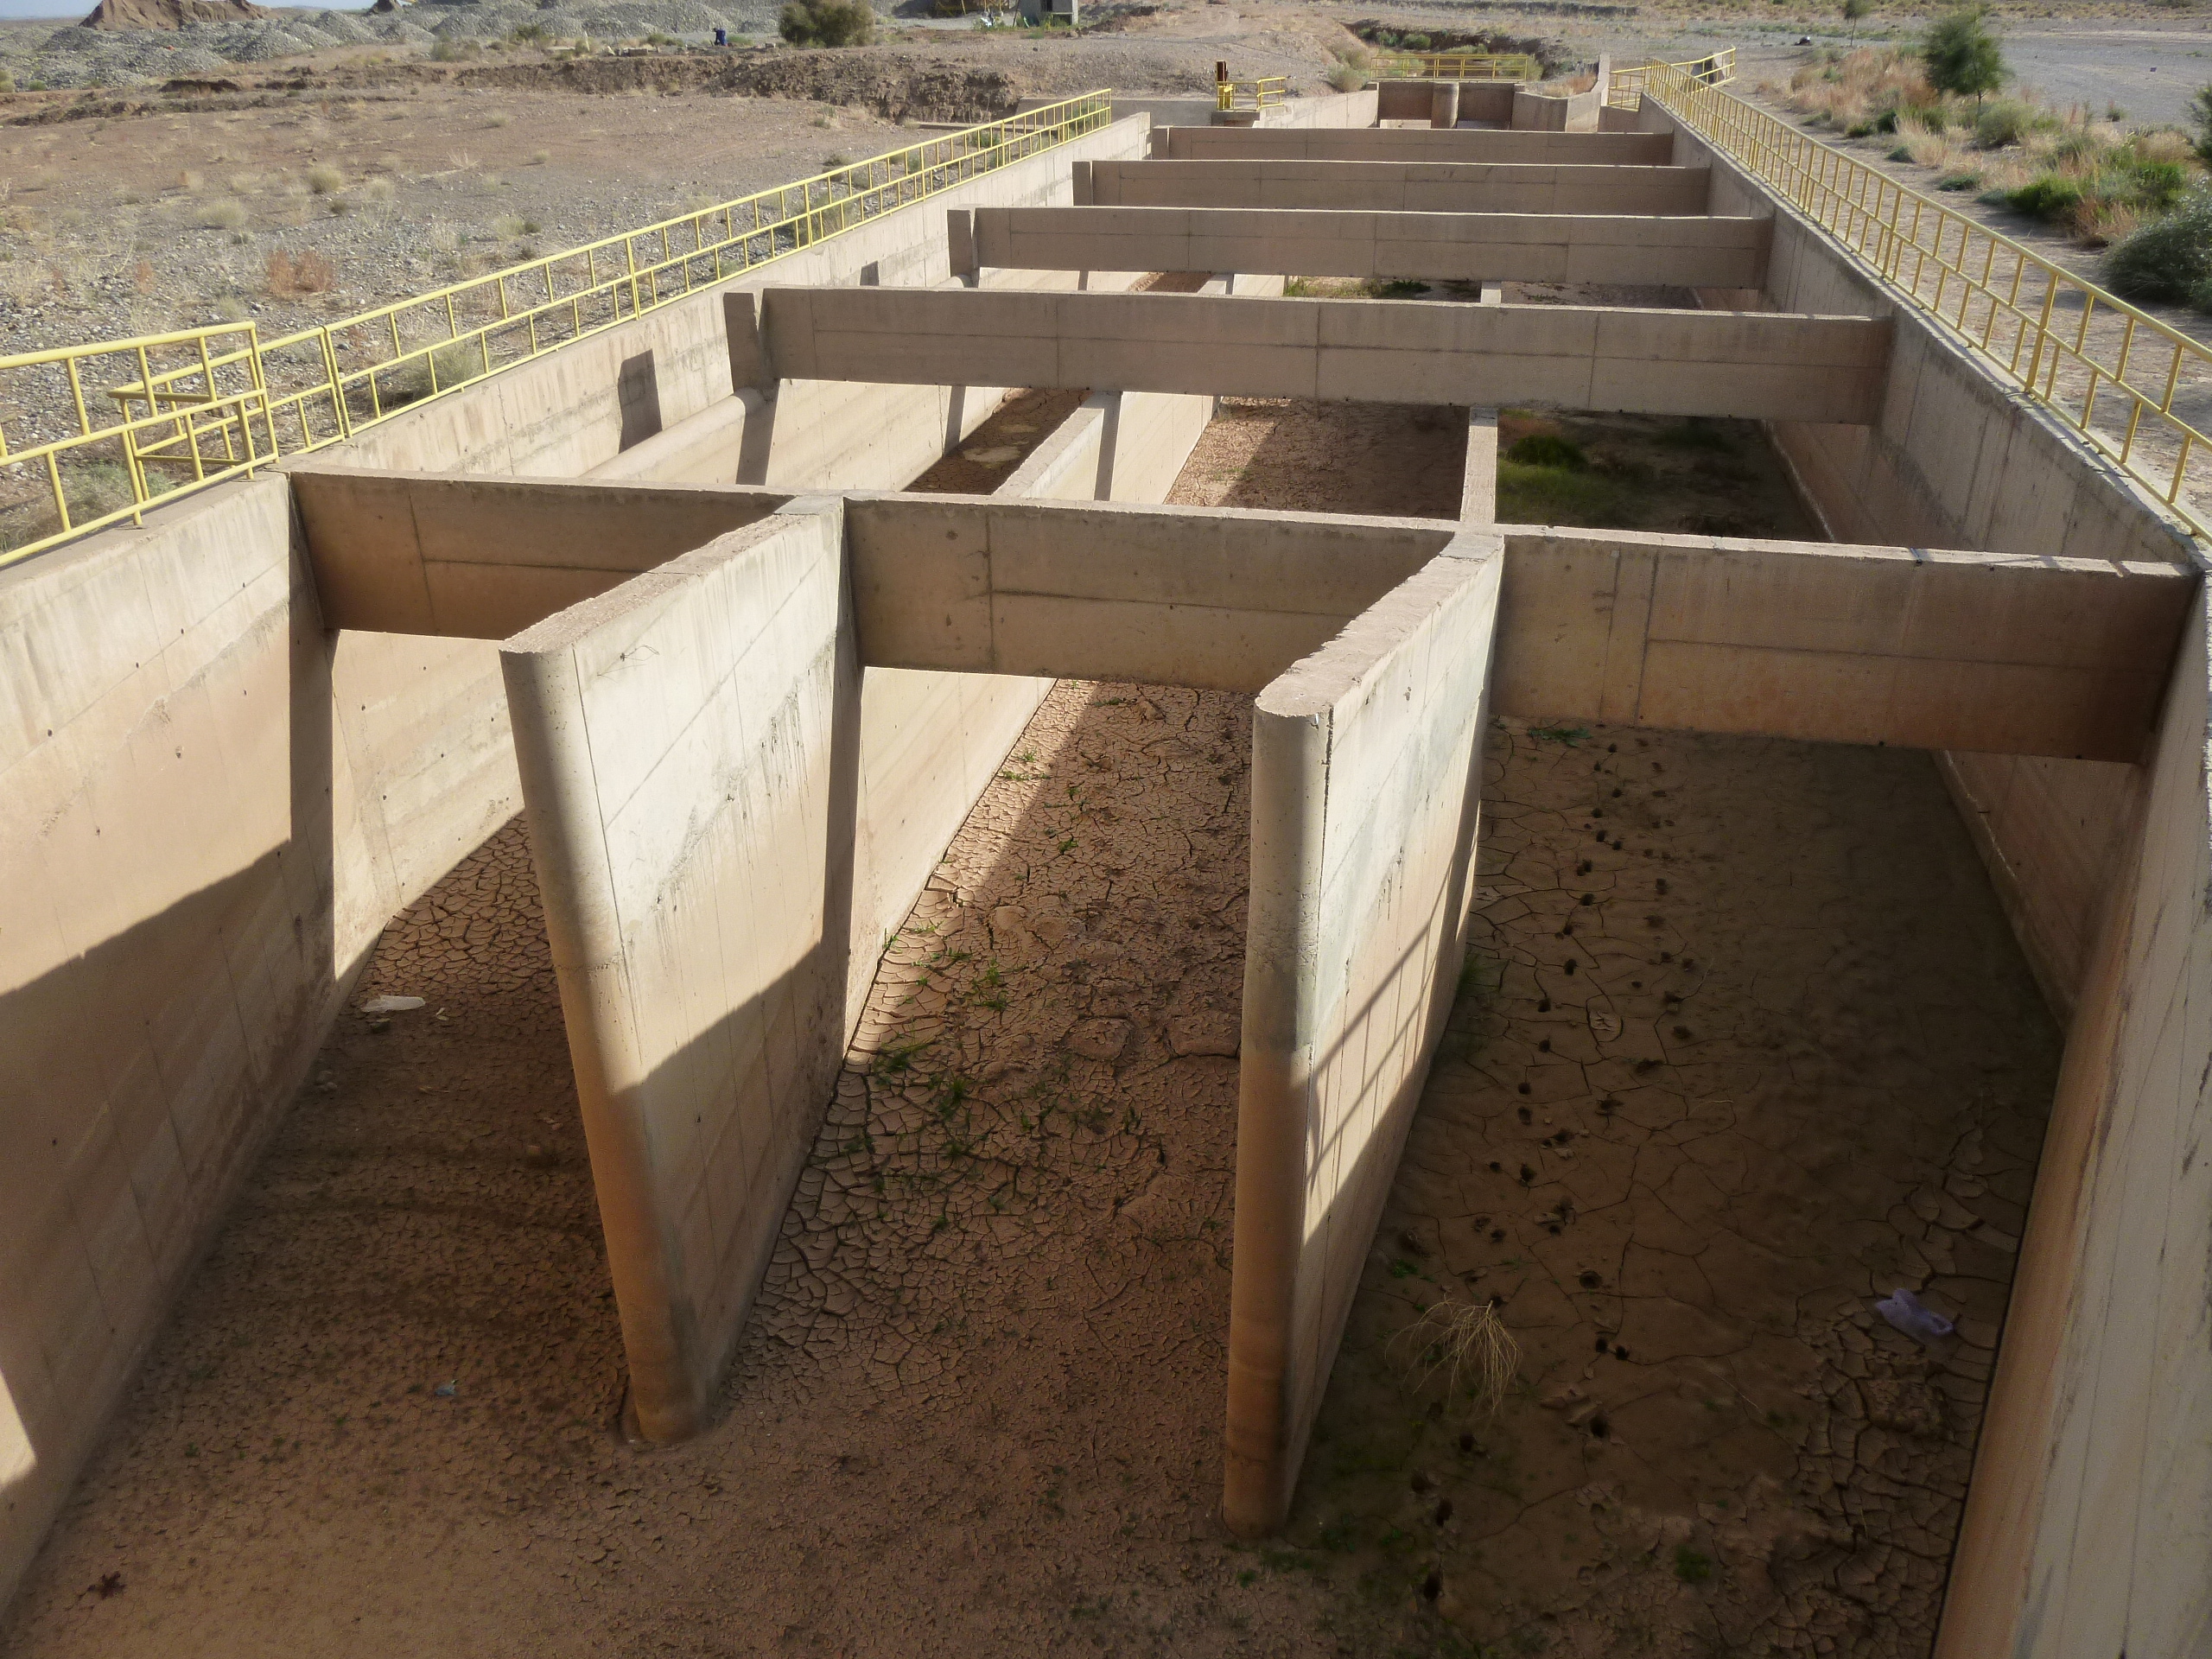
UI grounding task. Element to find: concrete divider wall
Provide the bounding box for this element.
[762,286,1890,423]
[1088,158,1712,216]
[1630,99,2212,1657]
[974,206,1770,289]
[1491,526,2189,761]
[499,504,849,1438]
[1376,80,1514,125]
[0,116,1160,1609]
[1157,127,1669,164]
[1226,535,1502,1534]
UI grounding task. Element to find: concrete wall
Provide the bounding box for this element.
[0,114,1155,1610]
[289,468,793,638]
[1511,83,1605,132]
[1936,594,2212,1659]
[1376,79,1516,126]
[1086,158,1712,215]
[1226,533,1502,1534]
[499,505,849,1439]
[972,206,1770,288]
[1154,127,1669,164]
[1491,526,2190,761]
[760,286,1890,423]
[843,496,1450,687]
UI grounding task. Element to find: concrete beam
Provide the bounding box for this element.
[1088,158,1712,216]
[1153,126,1674,165]
[969,207,1770,289]
[285,465,791,637]
[1494,527,2196,763]
[842,493,1454,690]
[754,287,1892,424]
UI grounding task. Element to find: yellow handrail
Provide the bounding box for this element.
[1608,48,1735,109]
[1373,51,1539,82]
[0,91,1116,569]
[1216,76,1287,112]
[1640,60,2206,543]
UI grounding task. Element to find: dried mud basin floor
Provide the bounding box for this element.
[1287,721,2057,1657]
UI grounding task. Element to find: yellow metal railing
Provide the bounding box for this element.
[0,91,1116,569]
[1374,51,1540,82]
[1216,76,1287,112]
[1642,60,2209,542]
[1608,48,1735,109]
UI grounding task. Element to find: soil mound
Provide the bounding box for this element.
[79,0,267,29]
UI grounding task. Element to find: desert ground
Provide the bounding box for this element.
[0,0,2166,1649]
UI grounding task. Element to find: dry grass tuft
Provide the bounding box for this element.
[266,248,336,298]
[1389,1297,1520,1422]
[194,198,248,231]
[305,162,344,195]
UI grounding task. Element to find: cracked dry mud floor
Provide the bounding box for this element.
[1287,722,2059,1659]
[7,684,1346,1659]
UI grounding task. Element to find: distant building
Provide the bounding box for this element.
[1016,0,1075,24]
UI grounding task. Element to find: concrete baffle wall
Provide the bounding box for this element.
[969,207,1770,289]
[757,287,1891,423]
[1226,533,1503,1534]
[1150,127,1671,165]
[1085,158,1713,216]
[499,501,852,1438]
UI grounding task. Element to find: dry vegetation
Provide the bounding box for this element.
[1773,45,2209,255]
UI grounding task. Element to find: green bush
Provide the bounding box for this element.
[1993,174,2082,219]
[1922,9,2005,99]
[2104,192,2212,308]
[1971,96,2045,148]
[1497,461,1624,526]
[779,0,874,46]
[1505,433,1588,469]
[2190,85,2212,168]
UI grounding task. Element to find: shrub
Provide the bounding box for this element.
[1842,0,1872,20]
[1506,433,1588,469]
[2104,193,2212,305]
[1971,97,2047,148]
[2190,85,2212,168]
[0,68,16,94]
[305,162,344,194]
[779,0,874,47]
[1325,62,1364,93]
[194,198,248,231]
[1923,10,2005,99]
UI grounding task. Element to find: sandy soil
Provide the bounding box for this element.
[904,382,1088,492]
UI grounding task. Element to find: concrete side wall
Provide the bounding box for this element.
[1227,536,1501,1534]
[972,207,1769,288]
[843,496,1451,687]
[1159,127,1669,164]
[1089,158,1711,215]
[1491,527,2190,762]
[1938,599,2212,1659]
[761,287,1891,423]
[500,506,849,1439]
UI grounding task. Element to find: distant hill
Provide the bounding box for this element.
[79,0,270,28]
